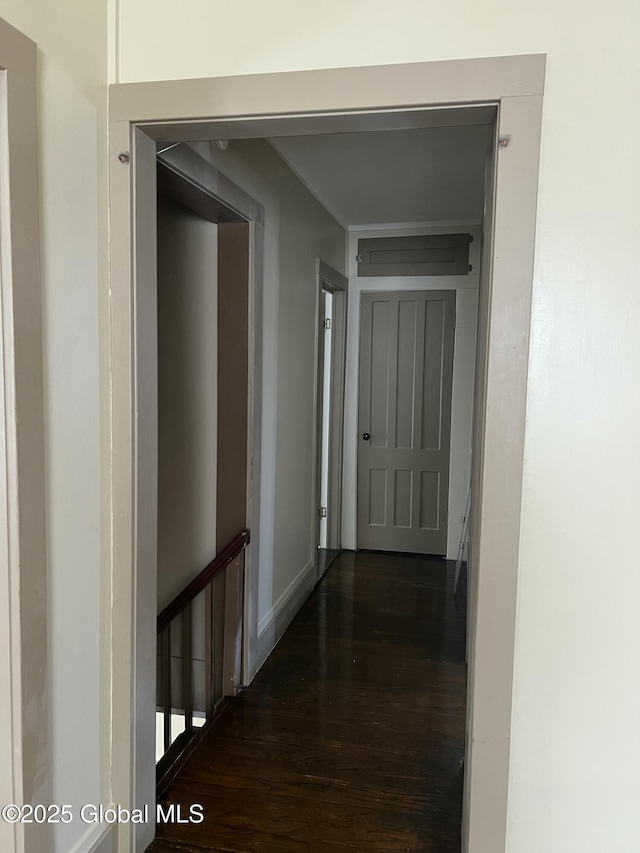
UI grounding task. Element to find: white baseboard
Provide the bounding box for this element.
[69,822,113,853]
[256,558,315,635]
[253,560,314,676]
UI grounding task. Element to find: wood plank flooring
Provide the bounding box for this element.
[148,550,467,853]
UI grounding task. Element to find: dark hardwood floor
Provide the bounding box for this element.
[149,550,467,853]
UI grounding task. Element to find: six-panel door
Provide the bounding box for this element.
[357,291,456,554]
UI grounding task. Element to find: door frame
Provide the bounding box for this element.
[0,16,47,853]
[313,260,347,576]
[108,54,545,853]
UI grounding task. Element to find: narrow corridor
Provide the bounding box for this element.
[149,551,467,852]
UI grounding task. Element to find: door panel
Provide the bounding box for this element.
[370,300,390,448]
[357,290,455,554]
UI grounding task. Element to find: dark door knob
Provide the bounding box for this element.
[362,433,371,441]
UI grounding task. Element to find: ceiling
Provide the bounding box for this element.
[269,124,491,228]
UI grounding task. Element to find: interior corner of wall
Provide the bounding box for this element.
[107,0,120,85]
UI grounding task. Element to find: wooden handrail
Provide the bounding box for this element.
[157,529,250,633]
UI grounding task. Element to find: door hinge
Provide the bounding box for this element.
[356,254,362,263]
[318,506,327,518]
[322,318,331,330]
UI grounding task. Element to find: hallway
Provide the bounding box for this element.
[149,551,467,852]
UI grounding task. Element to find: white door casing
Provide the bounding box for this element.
[313,259,348,578]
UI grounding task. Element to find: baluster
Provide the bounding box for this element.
[162,624,172,752]
[182,603,193,731]
[205,583,214,719]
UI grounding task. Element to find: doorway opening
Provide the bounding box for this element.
[314,260,347,583]
[108,54,544,853]
[151,146,257,794]
[139,118,487,848]
[319,288,332,550]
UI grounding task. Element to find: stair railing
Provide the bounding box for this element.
[156,528,249,793]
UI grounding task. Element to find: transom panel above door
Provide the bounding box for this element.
[357,290,456,554]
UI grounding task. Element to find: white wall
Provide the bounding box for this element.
[114,4,640,850]
[343,224,480,560]
[0,3,109,853]
[156,195,218,611]
[189,140,345,666]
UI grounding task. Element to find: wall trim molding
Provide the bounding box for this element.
[254,560,315,676]
[348,219,483,232]
[70,822,113,853]
[257,559,314,635]
[252,563,315,677]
